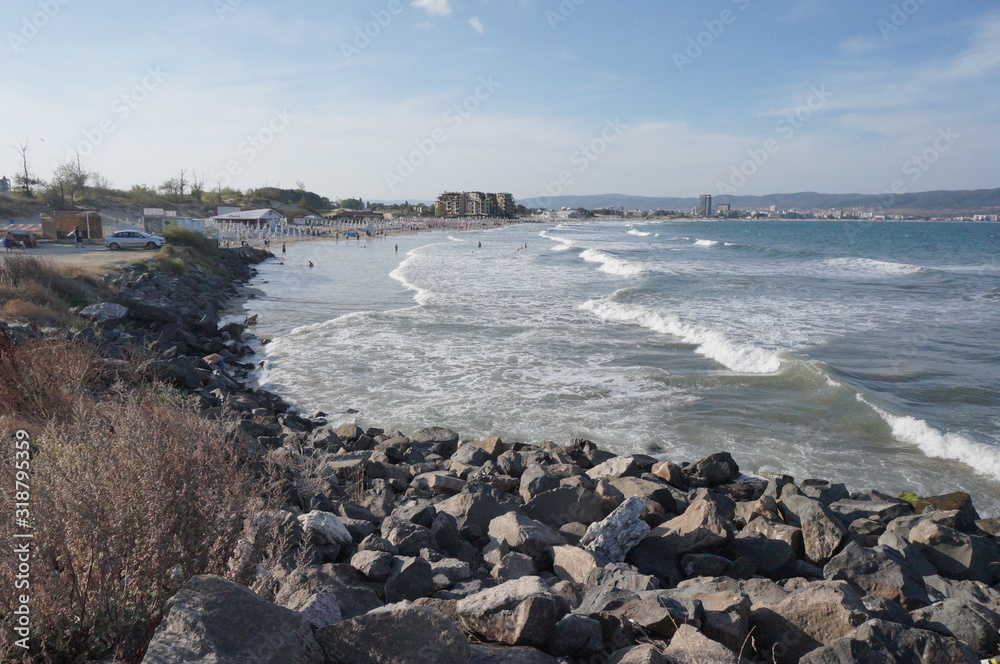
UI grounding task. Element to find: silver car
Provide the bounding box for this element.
[105,230,166,250]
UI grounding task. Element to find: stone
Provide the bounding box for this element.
[608,476,677,515]
[586,456,643,480]
[680,553,730,578]
[436,489,517,538]
[668,586,752,652]
[488,511,566,562]
[739,516,804,557]
[801,480,850,505]
[650,498,736,555]
[358,534,397,555]
[751,580,871,664]
[430,557,473,584]
[280,591,342,630]
[733,494,782,527]
[915,492,980,532]
[275,565,384,620]
[797,619,979,664]
[452,443,493,467]
[519,464,561,502]
[625,536,682,588]
[622,592,703,639]
[827,499,912,527]
[297,510,353,548]
[385,556,435,603]
[908,519,998,583]
[349,550,393,582]
[334,423,364,441]
[910,599,1000,658]
[413,471,466,495]
[861,596,914,627]
[547,614,604,657]
[469,645,558,664]
[580,495,651,563]
[523,486,607,529]
[651,460,687,488]
[80,302,128,324]
[728,536,797,580]
[455,576,569,647]
[682,452,740,487]
[663,624,750,663]
[315,604,469,664]
[552,545,604,585]
[608,645,670,664]
[780,495,847,565]
[380,516,434,556]
[492,552,537,581]
[823,542,930,609]
[142,575,323,664]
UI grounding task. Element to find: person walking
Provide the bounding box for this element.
[281,242,286,257]
[74,226,84,249]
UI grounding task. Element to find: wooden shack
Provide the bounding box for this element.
[40,210,103,240]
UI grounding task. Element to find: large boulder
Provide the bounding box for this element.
[436,489,517,538]
[297,511,353,548]
[663,624,750,663]
[910,599,1000,658]
[649,498,735,555]
[488,511,566,562]
[823,542,930,609]
[455,576,569,647]
[682,452,740,487]
[142,575,323,664]
[552,545,604,585]
[580,495,650,563]
[751,580,871,664]
[80,302,129,324]
[907,519,998,583]
[523,486,606,528]
[519,464,561,502]
[385,557,435,603]
[780,495,847,565]
[380,516,434,556]
[469,645,559,664]
[315,604,469,664]
[798,619,979,664]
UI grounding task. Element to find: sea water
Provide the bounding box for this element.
[244,221,1000,515]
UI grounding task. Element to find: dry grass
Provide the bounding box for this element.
[0,333,276,663]
[0,256,112,325]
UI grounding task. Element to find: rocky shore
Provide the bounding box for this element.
[36,250,1000,663]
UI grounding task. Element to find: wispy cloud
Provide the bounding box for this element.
[412,0,452,17]
[469,17,484,34]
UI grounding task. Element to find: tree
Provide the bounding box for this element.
[12,140,43,195]
[190,171,205,201]
[158,177,179,199]
[177,169,188,198]
[341,198,364,210]
[51,155,91,203]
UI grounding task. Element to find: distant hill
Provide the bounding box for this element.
[517,188,1000,215]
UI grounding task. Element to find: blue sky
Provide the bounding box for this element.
[2,0,998,202]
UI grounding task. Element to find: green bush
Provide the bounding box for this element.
[162,226,218,258]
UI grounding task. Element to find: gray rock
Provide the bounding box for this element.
[827,499,912,526]
[861,596,914,627]
[910,598,1000,658]
[523,486,607,528]
[625,536,682,588]
[581,495,650,563]
[801,480,850,505]
[275,565,383,620]
[798,619,979,664]
[380,515,434,556]
[908,519,999,583]
[142,575,323,664]
[349,550,393,582]
[622,592,703,639]
[455,576,569,647]
[650,498,736,555]
[488,511,566,562]
[682,451,740,487]
[492,551,537,581]
[608,645,671,664]
[80,302,128,324]
[280,591,342,629]
[436,489,517,538]
[549,614,604,656]
[586,456,643,480]
[823,542,930,609]
[551,545,603,585]
[469,645,558,664]
[452,443,492,467]
[385,557,435,603]
[297,511,353,548]
[520,464,561,502]
[316,604,470,664]
[663,624,750,663]
[781,495,847,565]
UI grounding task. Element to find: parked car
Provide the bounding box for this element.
[104,230,166,250]
[8,230,37,248]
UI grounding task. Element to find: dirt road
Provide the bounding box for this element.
[0,242,152,274]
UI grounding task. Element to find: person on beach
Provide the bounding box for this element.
[308,261,314,268]
[202,353,226,371]
[3,233,13,254]
[478,241,482,248]
[74,226,84,249]
[394,244,398,253]
[281,242,286,257]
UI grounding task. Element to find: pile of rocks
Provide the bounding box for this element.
[142,420,1000,663]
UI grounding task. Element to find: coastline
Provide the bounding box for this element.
[4,238,999,663]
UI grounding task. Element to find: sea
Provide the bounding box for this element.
[242,220,1000,516]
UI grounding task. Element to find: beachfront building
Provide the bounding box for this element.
[40,209,104,240]
[0,175,10,194]
[211,208,286,229]
[435,191,516,218]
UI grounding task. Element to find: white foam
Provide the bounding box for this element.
[580,300,783,374]
[862,397,1000,481]
[579,249,647,277]
[389,255,434,305]
[539,230,581,252]
[694,239,720,247]
[822,257,926,276]
[627,229,652,237]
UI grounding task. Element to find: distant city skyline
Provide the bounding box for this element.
[2,1,998,201]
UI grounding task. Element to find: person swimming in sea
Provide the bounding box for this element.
[308,261,314,268]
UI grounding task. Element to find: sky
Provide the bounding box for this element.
[2,0,999,203]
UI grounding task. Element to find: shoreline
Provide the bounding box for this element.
[6,239,998,662]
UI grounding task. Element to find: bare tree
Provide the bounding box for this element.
[12,139,42,195]
[51,154,91,203]
[190,171,205,201]
[177,168,188,198]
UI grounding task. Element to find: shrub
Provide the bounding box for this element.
[162,226,218,258]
